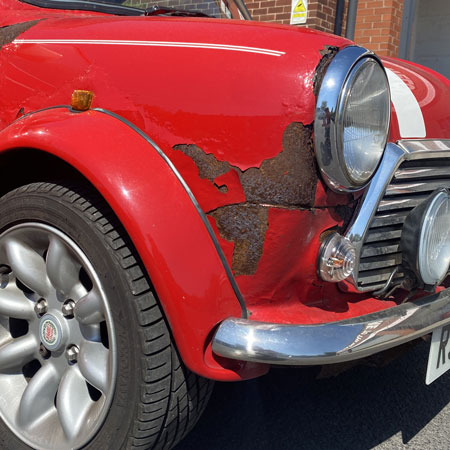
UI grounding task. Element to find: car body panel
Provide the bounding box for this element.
[0,106,271,380]
[0,1,449,380]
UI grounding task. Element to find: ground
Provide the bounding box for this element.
[177,340,450,449]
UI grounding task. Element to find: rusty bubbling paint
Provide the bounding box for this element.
[240,122,316,206]
[173,144,231,192]
[0,21,40,49]
[210,205,268,277]
[313,45,339,98]
[174,122,317,275]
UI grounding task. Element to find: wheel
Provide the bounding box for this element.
[0,182,213,450]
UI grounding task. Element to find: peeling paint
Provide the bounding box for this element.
[239,123,316,207]
[0,21,40,49]
[173,144,231,184]
[313,45,339,98]
[175,122,317,207]
[209,205,268,276]
[174,122,317,275]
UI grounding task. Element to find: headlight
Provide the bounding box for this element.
[314,46,391,191]
[401,189,450,287]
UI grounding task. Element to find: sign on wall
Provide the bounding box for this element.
[290,0,307,24]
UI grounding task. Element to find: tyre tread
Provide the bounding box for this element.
[1,182,213,450]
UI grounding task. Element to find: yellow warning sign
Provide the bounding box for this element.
[290,0,307,24]
[294,0,306,13]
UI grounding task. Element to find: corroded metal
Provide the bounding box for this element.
[174,122,317,275]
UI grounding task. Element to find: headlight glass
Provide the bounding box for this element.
[340,58,390,185]
[418,191,450,285]
[314,47,391,192]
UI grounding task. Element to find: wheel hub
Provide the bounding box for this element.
[39,313,66,351]
[0,222,117,450]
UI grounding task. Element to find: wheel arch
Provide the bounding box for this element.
[0,147,90,196]
[0,108,267,381]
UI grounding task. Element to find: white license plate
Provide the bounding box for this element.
[426,324,450,385]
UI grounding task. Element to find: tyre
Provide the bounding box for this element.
[0,182,213,450]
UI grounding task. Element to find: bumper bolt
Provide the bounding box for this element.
[39,344,51,359]
[34,299,48,317]
[65,345,79,364]
[62,299,75,318]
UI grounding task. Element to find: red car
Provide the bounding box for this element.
[0,0,450,448]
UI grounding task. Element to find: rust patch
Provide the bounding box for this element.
[175,123,317,207]
[173,122,317,275]
[173,122,318,275]
[210,205,268,276]
[174,144,231,191]
[239,123,316,207]
[0,21,40,49]
[313,45,339,98]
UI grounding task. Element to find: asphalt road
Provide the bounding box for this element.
[176,339,450,450]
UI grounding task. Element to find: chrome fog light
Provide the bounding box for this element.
[318,232,355,282]
[401,189,450,287]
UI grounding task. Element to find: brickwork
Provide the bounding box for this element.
[245,0,292,24]
[304,0,337,33]
[354,0,404,56]
[247,0,349,35]
[124,0,404,58]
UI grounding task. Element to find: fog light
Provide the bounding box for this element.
[402,188,450,287]
[318,232,355,282]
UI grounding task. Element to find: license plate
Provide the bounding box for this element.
[426,324,450,385]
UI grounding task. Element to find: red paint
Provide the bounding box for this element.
[0,0,448,381]
[382,57,450,140]
[0,108,263,380]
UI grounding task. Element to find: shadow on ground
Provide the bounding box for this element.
[176,340,450,449]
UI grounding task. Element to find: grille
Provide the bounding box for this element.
[356,158,450,291]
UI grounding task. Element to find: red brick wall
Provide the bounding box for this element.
[245,0,292,24]
[354,0,403,56]
[247,0,349,35]
[305,0,337,33]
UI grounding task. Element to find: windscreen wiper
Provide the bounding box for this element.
[145,5,210,17]
[20,0,210,16]
[20,0,144,15]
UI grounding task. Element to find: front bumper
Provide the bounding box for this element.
[212,288,450,365]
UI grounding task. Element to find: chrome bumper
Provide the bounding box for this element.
[212,288,450,365]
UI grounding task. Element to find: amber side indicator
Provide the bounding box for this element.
[71,90,94,111]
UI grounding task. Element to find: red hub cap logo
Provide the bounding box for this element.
[41,319,58,346]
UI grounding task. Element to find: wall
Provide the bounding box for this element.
[353,0,403,56]
[247,0,346,31]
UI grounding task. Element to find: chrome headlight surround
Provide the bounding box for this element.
[314,46,391,192]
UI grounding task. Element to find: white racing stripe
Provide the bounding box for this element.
[386,68,426,138]
[13,39,285,57]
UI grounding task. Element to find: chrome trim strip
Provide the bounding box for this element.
[92,108,248,317]
[385,180,446,196]
[6,106,248,317]
[212,287,450,365]
[399,139,450,152]
[395,166,450,180]
[345,139,450,291]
